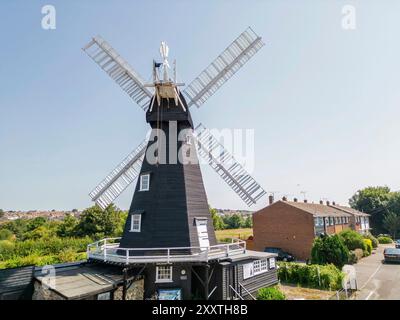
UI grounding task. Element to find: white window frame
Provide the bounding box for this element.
[156,265,173,283]
[139,173,150,191]
[269,258,276,269]
[130,214,141,232]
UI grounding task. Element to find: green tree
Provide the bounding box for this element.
[383,212,400,240]
[57,214,79,238]
[311,234,349,268]
[0,219,28,241]
[223,214,244,229]
[243,215,253,228]
[26,217,47,232]
[349,186,392,235]
[210,207,225,230]
[75,204,124,239]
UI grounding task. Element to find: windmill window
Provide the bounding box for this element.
[130,214,141,232]
[139,173,150,191]
[156,266,173,283]
[185,135,192,145]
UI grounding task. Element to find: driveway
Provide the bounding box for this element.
[353,244,400,300]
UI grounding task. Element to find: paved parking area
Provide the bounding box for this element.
[353,244,400,300]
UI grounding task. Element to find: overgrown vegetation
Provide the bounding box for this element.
[278,262,344,290]
[0,205,127,269]
[257,286,286,300]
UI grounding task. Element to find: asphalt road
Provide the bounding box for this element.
[354,244,400,300]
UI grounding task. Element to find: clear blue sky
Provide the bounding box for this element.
[1,1,399,211]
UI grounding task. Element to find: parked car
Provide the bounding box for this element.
[395,240,400,249]
[383,248,400,263]
[264,247,295,262]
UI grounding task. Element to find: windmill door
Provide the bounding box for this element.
[196,219,210,251]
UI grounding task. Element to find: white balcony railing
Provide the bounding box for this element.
[87,238,247,264]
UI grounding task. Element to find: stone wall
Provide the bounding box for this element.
[113,279,144,300]
[32,281,66,300]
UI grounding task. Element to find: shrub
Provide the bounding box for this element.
[338,229,367,251]
[257,286,285,300]
[378,236,393,244]
[363,233,378,249]
[311,234,349,268]
[278,262,344,290]
[348,249,364,264]
[0,229,14,241]
[363,239,372,256]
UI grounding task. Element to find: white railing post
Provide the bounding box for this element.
[104,239,107,261]
[243,240,246,253]
[226,243,230,257]
[126,249,129,264]
[167,249,170,264]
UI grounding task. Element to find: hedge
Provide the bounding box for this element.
[278,262,344,290]
[377,236,393,244]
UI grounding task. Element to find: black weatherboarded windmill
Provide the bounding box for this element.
[82,28,278,300]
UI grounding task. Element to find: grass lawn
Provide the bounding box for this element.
[215,228,253,241]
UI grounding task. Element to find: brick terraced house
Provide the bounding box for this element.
[253,197,371,261]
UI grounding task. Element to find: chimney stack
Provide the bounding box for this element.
[304,199,308,203]
[319,200,323,205]
[294,198,298,202]
[268,195,274,205]
[326,201,330,206]
[332,201,336,205]
[282,196,287,201]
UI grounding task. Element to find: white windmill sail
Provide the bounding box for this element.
[193,123,266,206]
[183,27,265,108]
[89,139,148,209]
[83,36,153,110]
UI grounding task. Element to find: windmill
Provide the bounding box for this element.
[82,27,277,300]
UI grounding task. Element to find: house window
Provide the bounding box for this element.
[253,259,268,276]
[139,173,150,191]
[269,258,276,269]
[156,266,173,283]
[329,217,334,225]
[130,214,141,232]
[244,259,269,279]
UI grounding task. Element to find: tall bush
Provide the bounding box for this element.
[311,234,349,268]
[363,233,378,249]
[363,239,372,256]
[338,229,367,251]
